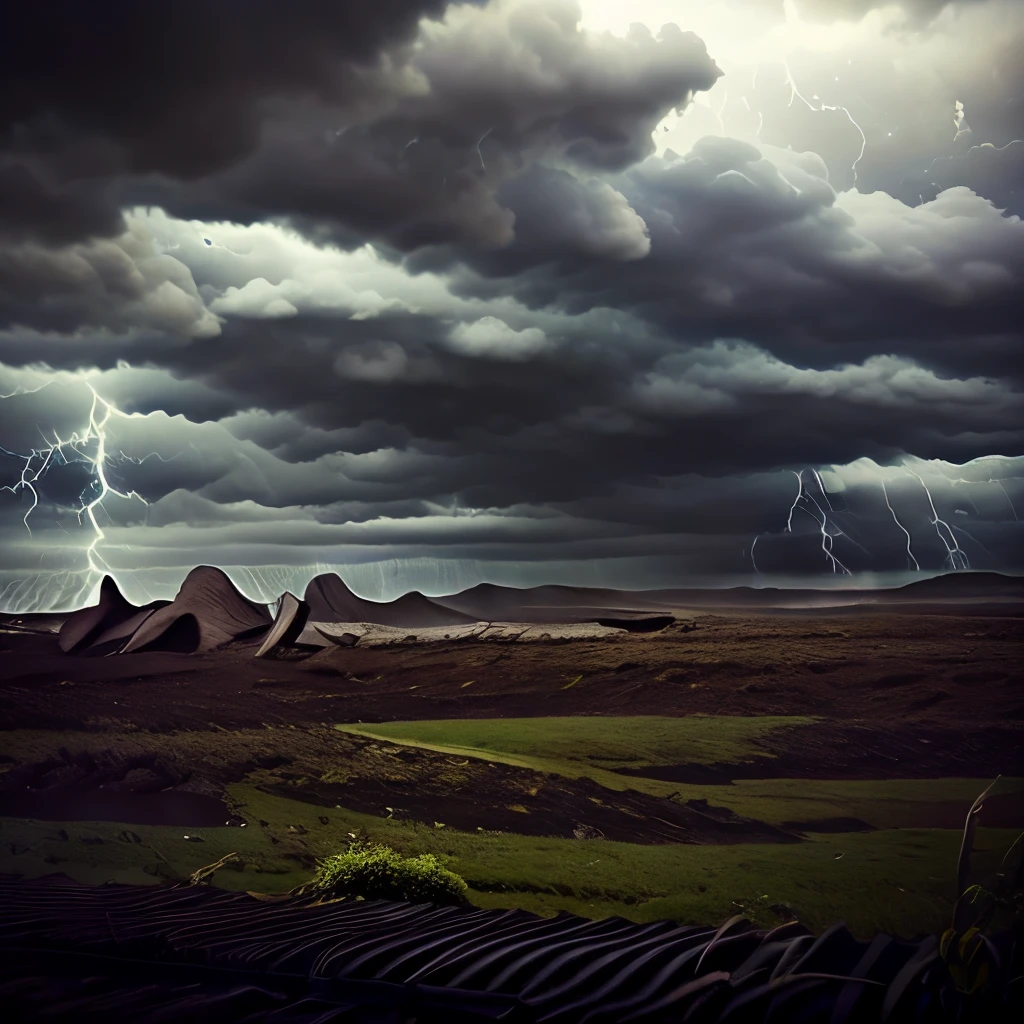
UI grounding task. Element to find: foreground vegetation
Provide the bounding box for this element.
[298,842,469,905]
[2,784,1019,938]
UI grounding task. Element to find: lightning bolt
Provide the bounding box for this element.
[475,126,494,172]
[0,379,154,605]
[993,479,1019,521]
[782,469,853,574]
[801,483,852,575]
[904,466,969,570]
[781,59,867,186]
[786,469,803,532]
[811,469,837,512]
[750,533,760,573]
[880,478,920,571]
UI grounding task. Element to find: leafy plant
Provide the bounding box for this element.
[939,777,1007,998]
[297,842,468,906]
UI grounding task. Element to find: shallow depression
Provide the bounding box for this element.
[0,787,231,827]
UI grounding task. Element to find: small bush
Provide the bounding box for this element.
[301,843,469,906]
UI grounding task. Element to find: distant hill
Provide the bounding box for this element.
[304,573,477,627]
[6,570,1021,643]
[433,572,1024,620]
[882,572,1024,602]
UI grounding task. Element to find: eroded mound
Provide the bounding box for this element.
[122,566,272,654]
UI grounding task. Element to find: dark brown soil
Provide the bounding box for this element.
[2,613,1023,730]
[1,610,1022,842]
[0,724,793,844]
[267,760,799,845]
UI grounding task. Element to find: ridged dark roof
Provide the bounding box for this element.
[1,878,1018,1022]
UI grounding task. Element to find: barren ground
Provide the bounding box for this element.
[1,610,1022,937]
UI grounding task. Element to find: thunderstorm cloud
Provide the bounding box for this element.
[0,0,1021,610]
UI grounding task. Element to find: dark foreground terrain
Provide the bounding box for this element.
[1,605,1023,1020]
[3,875,1020,1023]
[1,609,1021,917]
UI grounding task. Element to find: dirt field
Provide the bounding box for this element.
[1,611,1022,936]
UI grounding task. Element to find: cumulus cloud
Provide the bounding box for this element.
[447,316,551,359]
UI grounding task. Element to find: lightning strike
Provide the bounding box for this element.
[786,470,803,532]
[904,467,969,570]
[953,100,970,144]
[782,469,853,574]
[712,89,729,134]
[993,480,1019,521]
[811,469,835,512]
[0,380,152,586]
[781,60,868,186]
[475,126,494,172]
[800,486,852,574]
[880,479,920,571]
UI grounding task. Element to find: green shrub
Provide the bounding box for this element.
[302,843,469,906]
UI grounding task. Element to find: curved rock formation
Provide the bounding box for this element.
[85,606,167,656]
[254,592,310,658]
[121,566,272,654]
[57,576,169,655]
[304,573,476,628]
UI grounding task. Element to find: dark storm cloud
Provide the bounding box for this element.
[0,162,123,246]
[0,2,720,343]
[119,7,720,251]
[0,1,1022,601]
[0,225,220,338]
[422,138,1024,383]
[1,0,465,177]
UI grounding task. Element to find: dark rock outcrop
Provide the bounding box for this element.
[58,576,168,655]
[121,566,272,654]
[255,592,310,658]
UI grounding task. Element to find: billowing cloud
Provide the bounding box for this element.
[0,0,1021,609]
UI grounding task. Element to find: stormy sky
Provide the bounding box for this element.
[1,0,1022,610]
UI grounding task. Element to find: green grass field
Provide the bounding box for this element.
[2,785,1018,938]
[340,715,814,770]
[2,715,1019,939]
[338,717,1023,829]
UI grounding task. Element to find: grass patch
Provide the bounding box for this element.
[5,786,1016,939]
[338,719,1023,831]
[681,778,1024,830]
[339,715,813,771]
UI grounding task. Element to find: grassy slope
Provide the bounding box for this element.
[338,718,1023,829]
[340,716,815,770]
[1,786,1018,939]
